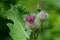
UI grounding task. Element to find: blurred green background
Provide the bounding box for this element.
[0,0,60,40]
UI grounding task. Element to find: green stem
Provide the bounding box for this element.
[33,31,36,40]
[35,20,43,40]
[35,29,40,40]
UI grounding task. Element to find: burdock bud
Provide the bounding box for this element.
[25,14,41,30]
[38,11,49,20]
[26,15,36,30]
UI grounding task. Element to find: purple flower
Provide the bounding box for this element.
[25,15,37,30]
[25,15,41,30]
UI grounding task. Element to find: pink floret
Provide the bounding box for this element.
[26,15,35,23]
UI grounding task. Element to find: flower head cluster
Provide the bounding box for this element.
[25,11,49,30]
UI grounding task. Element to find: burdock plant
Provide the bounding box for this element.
[25,11,49,40]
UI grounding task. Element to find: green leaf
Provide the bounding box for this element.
[6,5,30,40]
